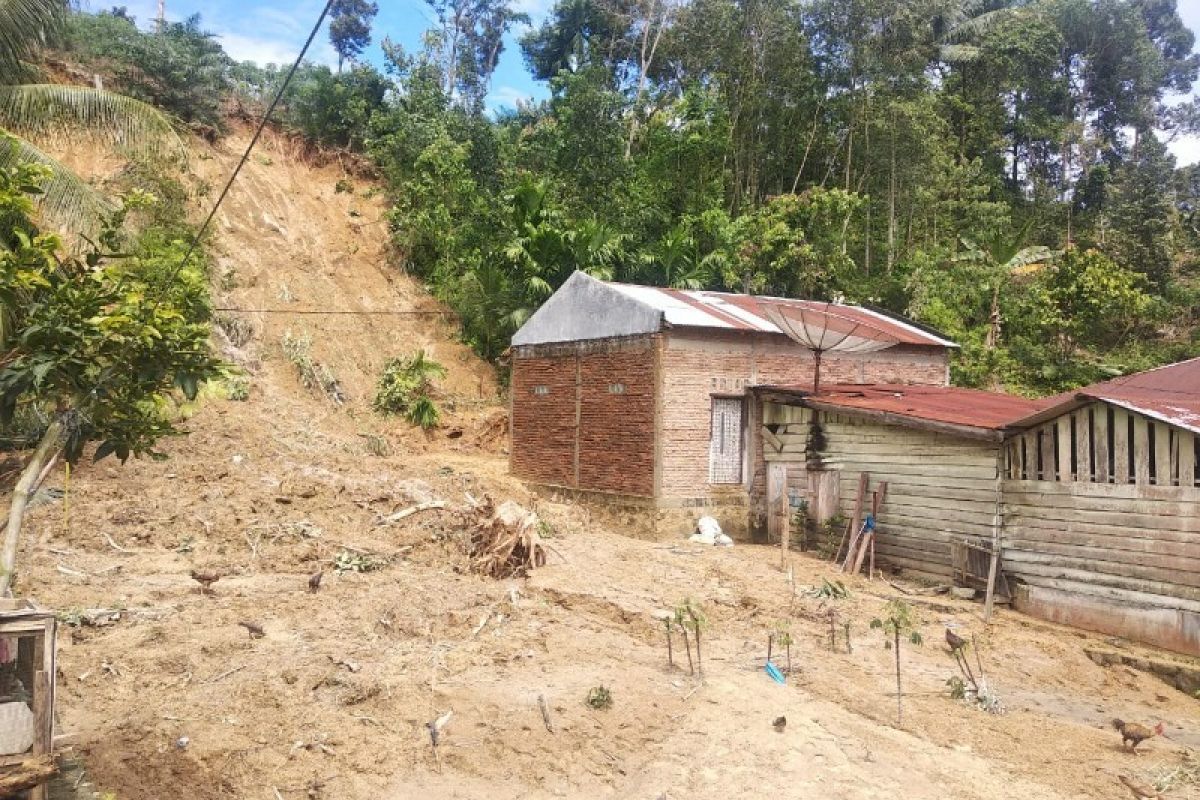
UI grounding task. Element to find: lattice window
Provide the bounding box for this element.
[709,397,744,484]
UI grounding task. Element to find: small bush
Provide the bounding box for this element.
[335,178,354,194]
[224,375,250,401]
[586,685,613,710]
[373,351,447,429]
[215,313,254,347]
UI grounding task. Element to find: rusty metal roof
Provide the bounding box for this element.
[604,282,956,348]
[1010,356,1200,434]
[763,383,1048,434]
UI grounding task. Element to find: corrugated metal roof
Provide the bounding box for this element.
[604,282,956,348]
[1010,356,1200,434]
[764,383,1048,432]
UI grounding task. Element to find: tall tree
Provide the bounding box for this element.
[329,0,379,72]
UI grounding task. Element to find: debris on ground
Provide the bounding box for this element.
[468,496,546,578]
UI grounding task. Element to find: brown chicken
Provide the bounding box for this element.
[308,571,324,593]
[190,570,221,594]
[1112,719,1164,752]
[945,628,967,652]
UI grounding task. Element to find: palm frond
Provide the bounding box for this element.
[941,8,1017,43]
[0,0,66,81]
[0,130,111,236]
[0,84,185,160]
[938,44,982,63]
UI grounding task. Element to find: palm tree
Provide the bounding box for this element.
[638,224,710,289]
[0,0,183,233]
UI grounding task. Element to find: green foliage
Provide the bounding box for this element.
[281,330,345,405]
[585,684,613,710]
[372,350,447,429]
[333,549,387,573]
[809,577,850,600]
[0,150,222,464]
[870,599,923,646]
[62,11,232,127]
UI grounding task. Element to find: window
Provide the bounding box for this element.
[531,385,549,395]
[608,383,625,394]
[709,397,744,484]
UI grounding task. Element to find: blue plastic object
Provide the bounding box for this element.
[862,514,876,532]
[764,661,786,684]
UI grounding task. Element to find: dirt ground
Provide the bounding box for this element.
[11,128,1200,800]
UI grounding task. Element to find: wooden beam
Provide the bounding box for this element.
[1180,431,1196,488]
[1154,422,1172,486]
[1056,416,1071,482]
[1112,407,1129,485]
[1133,415,1150,485]
[1074,411,1091,482]
[1094,406,1110,484]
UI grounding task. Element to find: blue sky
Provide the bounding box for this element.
[106,0,1198,164]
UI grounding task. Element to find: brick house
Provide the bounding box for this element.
[508,271,956,537]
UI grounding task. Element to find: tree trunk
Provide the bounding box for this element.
[0,420,64,597]
[0,756,56,796]
[625,0,669,160]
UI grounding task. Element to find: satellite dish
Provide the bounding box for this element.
[763,302,900,394]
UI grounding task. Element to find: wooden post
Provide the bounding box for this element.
[834,472,868,564]
[1179,431,1196,488]
[1133,415,1150,485]
[28,670,51,800]
[1112,408,1130,484]
[1074,411,1091,482]
[984,449,1004,623]
[1154,422,1171,486]
[1094,407,1110,484]
[1056,416,1071,481]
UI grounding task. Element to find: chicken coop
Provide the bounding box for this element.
[0,600,57,800]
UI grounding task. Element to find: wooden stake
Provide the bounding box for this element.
[834,472,869,564]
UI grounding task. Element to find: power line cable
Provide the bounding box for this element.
[213,307,454,316]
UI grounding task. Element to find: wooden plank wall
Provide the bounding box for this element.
[1002,401,1200,614]
[763,404,1000,580]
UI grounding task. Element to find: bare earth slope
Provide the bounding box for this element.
[12,132,1200,800]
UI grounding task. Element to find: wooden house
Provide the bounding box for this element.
[1000,358,1200,655]
[756,359,1200,656]
[508,272,957,536]
[756,384,1044,576]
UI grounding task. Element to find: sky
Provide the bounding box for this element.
[108,0,1199,164]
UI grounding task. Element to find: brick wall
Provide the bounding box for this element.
[510,337,656,497]
[510,354,577,487]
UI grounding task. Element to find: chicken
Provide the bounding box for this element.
[945,628,967,652]
[1118,774,1162,799]
[190,569,221,594]
[308,570,324,593]
[238,620,265,639]
[772,716,787,733]
[1112,719,1164,752]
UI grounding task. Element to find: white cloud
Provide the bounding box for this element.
[219,31,337,67]
[1168,134,1200,167]
[486,85,533,112]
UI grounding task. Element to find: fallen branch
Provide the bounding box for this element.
[101,531,136,554]
[0,757,57,796]
[207,664,245,683]
[537,694,555,734]
[377,500,447,526]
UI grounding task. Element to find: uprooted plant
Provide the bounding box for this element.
[945,631,1003,714]
[282,329,345,405]
[870,599,923,725]
[373,350,447,429]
